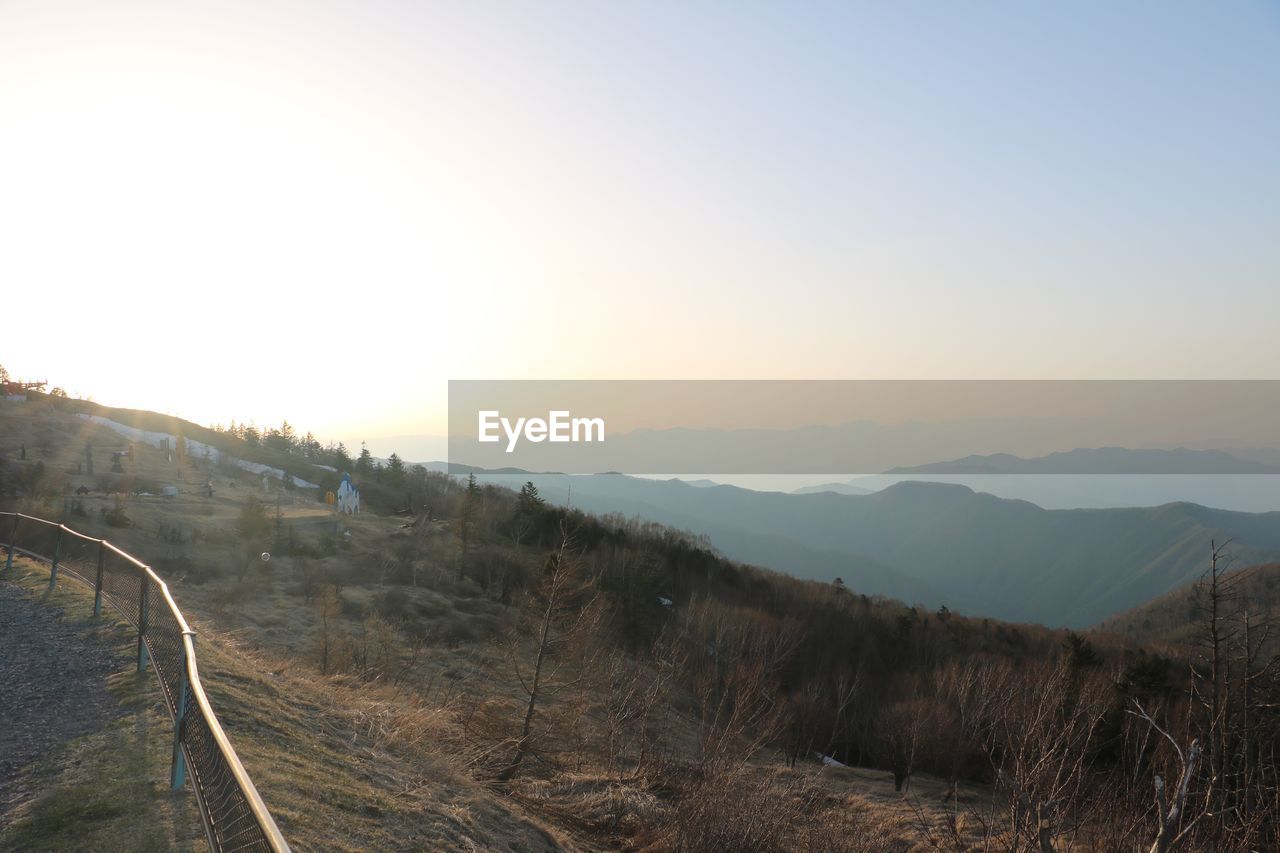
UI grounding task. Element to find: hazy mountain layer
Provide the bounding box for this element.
[476,472,1280,627]
[888,447,1280,475]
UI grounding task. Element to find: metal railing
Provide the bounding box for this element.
[1,512,290,853]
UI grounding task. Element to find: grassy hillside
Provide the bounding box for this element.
[5,395,1280,850]
[11,392,1278,628]
[0,555,565,852]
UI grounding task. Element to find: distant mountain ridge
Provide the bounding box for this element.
[887,447,1280,475]
[791,482,876,496]
[469,472,1280,628]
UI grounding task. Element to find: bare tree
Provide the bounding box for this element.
[677,596,803,775]
[598,646,676,777]
[499,523,602,780]
[987,657,1111,852]
[1129,701,1204,853]
[1190,539,1241,790]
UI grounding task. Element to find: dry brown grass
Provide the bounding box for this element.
[181,621,566,851]
[0,555,564,851]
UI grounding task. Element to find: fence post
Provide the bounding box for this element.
[48,526,64,591]
[171,634,194,790]
[137,576,150,672]
[93,541,105,617]
[3,515,17,573]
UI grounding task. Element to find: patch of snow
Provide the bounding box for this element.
[814,752,846,768]
[231,457,320,489]
[78,414,319,488]
[79,414,177,450]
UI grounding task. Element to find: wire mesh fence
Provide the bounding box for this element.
[0,512,289,853]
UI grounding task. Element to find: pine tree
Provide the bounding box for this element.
[332,442,352,470]
[517,481,545,514]
[457,473,482,579]
[385,452,406,491]
[512,481,545,546]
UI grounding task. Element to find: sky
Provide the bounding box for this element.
[1,1,1278,455]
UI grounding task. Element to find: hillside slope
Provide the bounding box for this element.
[1097,561,1280,648]
[2,399,1039,850]
[9,395,1280,850]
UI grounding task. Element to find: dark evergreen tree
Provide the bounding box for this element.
[356,442,374,475]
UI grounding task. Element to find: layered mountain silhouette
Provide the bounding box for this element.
[887,447,1280,475]
[468,471,1280,628]
[789,447,1280,511]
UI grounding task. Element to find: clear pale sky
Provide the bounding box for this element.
[2,2,1277,452]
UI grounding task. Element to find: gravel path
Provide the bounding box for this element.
[0,576,126,820]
